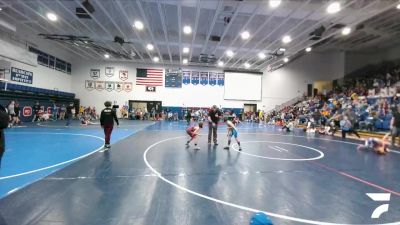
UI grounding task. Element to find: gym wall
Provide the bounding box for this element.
[262,51,345,110]
[0,36,73,92]
[71,60,264,111]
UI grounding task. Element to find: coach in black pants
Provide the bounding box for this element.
[208,105,222,145]
[100,101,119,149]
[0,105,9,168]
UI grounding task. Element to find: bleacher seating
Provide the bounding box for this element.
[0,82,75,98]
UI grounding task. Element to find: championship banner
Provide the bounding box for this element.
[95,81,105,91]
[85,80,95,91]
[105,81,114,92]
[200,72,208,86]
[191,71,200,85]
[146,86,156,92]
[165,70,182,88]
[105,67,114,77]
[124,82,132,92]
[11,67,33,84]
[217,72,224,86]
[119,70,128,81]
[209,72,217,86]
[182,71,190,85]
[90,69,100,79]
[115,82,124,92]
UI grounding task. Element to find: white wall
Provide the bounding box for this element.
[345,45,400,74]
[72,60,263,110]
[261,51,345,110]
[0,33,73,92]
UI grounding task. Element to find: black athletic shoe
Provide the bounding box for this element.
[223,146,229,150]
[239,147,242,151]
[105,144,111,149]
[214,142,218,145]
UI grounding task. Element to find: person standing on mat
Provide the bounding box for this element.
[65,103,74,127]
[208,105,222,145]
[100,101,119,149]
[0,104,9,168]
[32,101,41,122]
[390,105,400,147]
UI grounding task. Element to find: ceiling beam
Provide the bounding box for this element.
[200,0,223,54]
[253,0,358,70]
[188,0,201,63]
[178,2,182,64]
[261,0,396,71]
[113,0,153,62]
[136,0,165,64]
[0,8,92,61]
[157,1,173,63]
[215,1,266,65]
[54,0,127,61]
[228,0,312,69]
[210,0,246,56]
[3,0,96,60]
[35,0,105,59]
[93,0,145,62]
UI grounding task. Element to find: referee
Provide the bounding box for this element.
[100,101,119,149]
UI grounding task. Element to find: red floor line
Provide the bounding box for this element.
[311,161,400,197]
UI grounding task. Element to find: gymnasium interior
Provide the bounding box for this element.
[0,0,400,224]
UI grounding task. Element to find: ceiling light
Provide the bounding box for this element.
[146,44,154,51]
[0,8,2,11]
[226,50,234,57]
[282,35,292,44]
[104,54,110,59]
[279,48,286,52]
[218,61,224,67]
[182,47,190,54]
[258,52,266,59]
[134,20,144,30]
[305,47,312,52]
[241,31,250,40]
[153,57,159,62]
[183,25,192,34]
[397,3,400,9]
[46,12,58,21]
[244,62,251,68]
[283,57,289,63]
[269,0,281,8]
[326,2,341,14]
[183,58,188,64]
[342,27,351,35]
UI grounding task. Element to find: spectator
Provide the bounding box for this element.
[7,101,16,127]
[390,105,400,147]
[32,101,41,122]
[14,102,21,125]
[340,116,361,139]
[52,103,58,121]
[59,104,66,120]
[0,104,9,168]
[65,103,74,127]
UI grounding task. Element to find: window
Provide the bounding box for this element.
[28,46,71,75]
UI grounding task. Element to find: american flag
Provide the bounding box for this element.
[136,68,164,86]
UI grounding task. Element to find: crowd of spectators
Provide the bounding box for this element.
[265,60,400,140]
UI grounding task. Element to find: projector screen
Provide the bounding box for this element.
[224,71,262,101]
